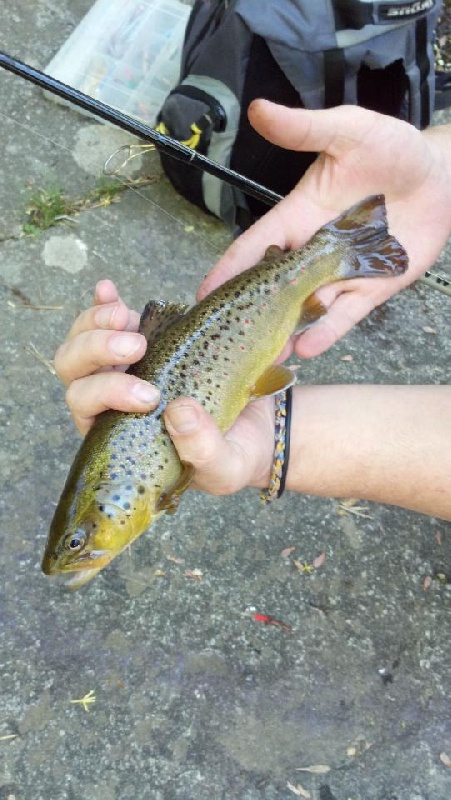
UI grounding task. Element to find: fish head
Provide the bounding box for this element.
[42,479,157,588]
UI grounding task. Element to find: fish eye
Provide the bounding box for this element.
[65,532,86,552]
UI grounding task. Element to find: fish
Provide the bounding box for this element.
[42,195,407,588]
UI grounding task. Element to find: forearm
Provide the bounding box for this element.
[284,385,451,520]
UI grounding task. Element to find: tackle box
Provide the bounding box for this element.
[45,0,191,125]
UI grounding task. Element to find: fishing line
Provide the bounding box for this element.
[0,108,223,255]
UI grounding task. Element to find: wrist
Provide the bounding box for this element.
[246,396,276,490]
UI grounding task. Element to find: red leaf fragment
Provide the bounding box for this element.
[252,613,292,632]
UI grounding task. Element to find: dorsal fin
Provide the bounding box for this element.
[139,300,189,343]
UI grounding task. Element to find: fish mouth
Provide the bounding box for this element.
[42,548,112,577]
[61,565,106,589]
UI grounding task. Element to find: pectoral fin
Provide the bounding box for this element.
[139,300,190,343]
[296,293,328,333]
[251,365,296,399]
[262,244,286,262]
[156,461,194,514]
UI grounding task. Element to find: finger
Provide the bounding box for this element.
[67,300,141,342]
[93,279,120,305]
[164,399,250,494]
[67,373,160,436]
[55,330,147,385]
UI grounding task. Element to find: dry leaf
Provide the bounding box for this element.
[435,531,443,546]
[439,752,451,768]
[293,559,314,574]
[422,575,433,591]
[312,551,326,569]
[184,568,203,581]
[340,354,354,362]
[422,326,437,335]
[166,554,184,564]
[286,782,311,798]
[296,764,330,774]
[280,546,296,558]
[154,569,166,578]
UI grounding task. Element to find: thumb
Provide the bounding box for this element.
[164,399,245,494]
[248,99,378,158]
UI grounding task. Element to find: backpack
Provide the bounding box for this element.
[156,0,442,231]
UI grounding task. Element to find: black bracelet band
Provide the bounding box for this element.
[260,385,293,505]
[277,384,292,499]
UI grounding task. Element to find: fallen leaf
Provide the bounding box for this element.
[435,531,443,546]
[338,498,372,518]
[296,764,330,774]
[422,326,437,335]
[312,551,326,569]
[252,613,292,632]
[439,752,451,768]
[280,546,296,559]
[422,575,433,591]
[166,554,184,564]
[293,559,314,574]
[154,569,166,578]
[184,568,203,581]
[340,354,354,362]
[286,782,311,798]
[0,734,18,742]
[347,745,357,757]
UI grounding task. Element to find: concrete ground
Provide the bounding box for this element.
[1,3,451,799]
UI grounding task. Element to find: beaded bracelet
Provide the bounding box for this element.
[260,385,293,505]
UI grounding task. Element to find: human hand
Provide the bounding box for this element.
[54,279,158,435]
[54,280,275,494]
[198,101,451,357]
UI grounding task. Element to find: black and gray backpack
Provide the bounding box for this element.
[157,0,442,230]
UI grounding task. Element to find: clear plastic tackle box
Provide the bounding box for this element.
[45,0,191,125]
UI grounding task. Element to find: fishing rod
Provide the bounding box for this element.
[0,50,450,298]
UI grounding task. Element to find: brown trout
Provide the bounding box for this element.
[42,196,407,587]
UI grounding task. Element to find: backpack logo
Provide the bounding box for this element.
[379,0,435,19]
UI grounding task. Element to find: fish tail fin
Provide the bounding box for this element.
[327,195,408,279]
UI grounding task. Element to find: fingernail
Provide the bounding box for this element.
[166,404,199,433]
[110,333,142,357]
[131,382,160,406]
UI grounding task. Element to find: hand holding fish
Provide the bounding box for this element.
[55,280,155,435]
[56,278,276,492]
[48,106,451,586]
[198,100,451,358]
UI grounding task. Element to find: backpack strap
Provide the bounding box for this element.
[326,0,440,126]
[415,14,432,128]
